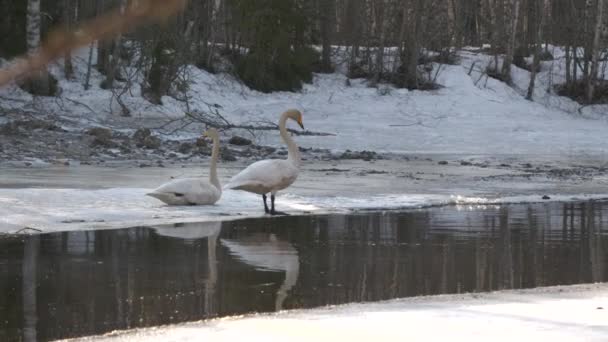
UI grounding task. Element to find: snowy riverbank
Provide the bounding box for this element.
[2,46,608,233]
[1,47,608,166]
[66,283,608,342]
[2,157,608,233]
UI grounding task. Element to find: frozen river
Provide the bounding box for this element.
[1,200,607,340]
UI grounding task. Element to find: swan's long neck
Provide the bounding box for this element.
[209,135,221,191]
[279,114,300,167]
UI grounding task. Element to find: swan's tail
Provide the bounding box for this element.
[223,179,242,190]
[146,191,172,204]
[146,191,161,199]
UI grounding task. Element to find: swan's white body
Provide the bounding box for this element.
[225,159,299,195]
[147,129,222,205]
[224,109,303,213]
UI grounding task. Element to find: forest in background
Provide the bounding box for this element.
[0,0,606,105]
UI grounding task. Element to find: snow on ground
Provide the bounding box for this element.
[1,46,608,158]
[66,283,608,342]
[2,159,608,234]
[3,186,607,234]
[2,46,608,233]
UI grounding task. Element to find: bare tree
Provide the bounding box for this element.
[62,0,74,79]
[24,0,53,96]
[373,0,387,84]
[526,0,545,100]
[587,0,605,103]
[319,0,334,72]
[103,0,128,90]
[501,0,521,79]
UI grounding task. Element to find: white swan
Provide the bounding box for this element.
[147,128,222,205]
[224,109,304,215]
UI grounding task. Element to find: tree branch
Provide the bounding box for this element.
[0,0,188,88]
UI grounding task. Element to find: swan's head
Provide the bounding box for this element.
[285,109,304,130]
[203,127,219,139]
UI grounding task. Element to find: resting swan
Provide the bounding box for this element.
[147,128,222,205]
[224,109,304,215]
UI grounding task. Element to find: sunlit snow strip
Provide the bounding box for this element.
[1,188,608,234]
[283,193,608,211]
[63,283,608,342]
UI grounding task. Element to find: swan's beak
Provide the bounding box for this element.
[297,121,304,130]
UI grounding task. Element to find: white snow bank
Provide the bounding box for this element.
[1,187,607,233]
[66,283,608,342]
[2,47,608,157]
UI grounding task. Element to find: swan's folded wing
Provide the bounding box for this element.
[224,159,297,192]
[148,178,220,205]
[185,181,222,204]
[150,178,199,195]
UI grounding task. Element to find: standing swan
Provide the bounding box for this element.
[147,128,222,205]
[224,109,304,215]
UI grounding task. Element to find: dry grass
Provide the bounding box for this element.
[0,0,187,88]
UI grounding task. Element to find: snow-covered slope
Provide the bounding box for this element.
[1,46,608,157]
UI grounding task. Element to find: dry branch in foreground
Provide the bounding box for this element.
[0,0,188,89]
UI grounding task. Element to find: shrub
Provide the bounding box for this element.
[513,55,540,73]
[539,50,554,61]
[236,46,317,93]
[348,62,369,79]
[485,65,511,84]
[418,50,460,66]
[18,71,58,96]
[382,63,441,90]
[232,0,316,92]
[556,80,608,104]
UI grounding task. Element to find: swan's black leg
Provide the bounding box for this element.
[263,194,270,213]
[270,194,289,216]
[270,194,275,214]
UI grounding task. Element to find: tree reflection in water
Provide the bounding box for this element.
[0,201,607,341]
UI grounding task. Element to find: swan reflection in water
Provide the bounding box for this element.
[221,233,300,310]
[152,221,221,314]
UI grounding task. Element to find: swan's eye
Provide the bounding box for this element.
[174,193,184,197]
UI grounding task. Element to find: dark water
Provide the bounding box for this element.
[1,201,608,341]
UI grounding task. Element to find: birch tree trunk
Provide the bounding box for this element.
[84,43,94,90]
[565,45,572,85]
[96,0,111,74]
[103,0,128,89]
[447,0,458,48]
[347,0,361,69]
[587,0,605,103]
[526,0,545,100]
[404,0,422,89]
[396,2,408,61]
[26,0,41,53]
[583,0,594,83]
[487,0,500,70]
[204,0,222,70]
[24,0,53,96]
[373,0,387,84]
[63,0,74,79]
[501,0,521,79]
[320,0,333,72]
